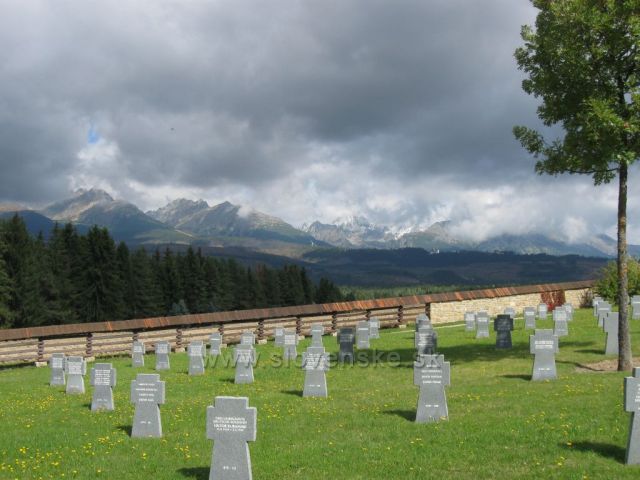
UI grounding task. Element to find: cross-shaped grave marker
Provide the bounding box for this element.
[130,373,165,437]
[302,346,330,397]
[90,363,116,411]
[494,314,514,349]
[504,306,516,319]
[274,327,285,347]
[415,326,437,355]
[369,316,380,339]
[416,314,431,331]
[413,354,450,423]
[188,340,206,375]
[210,333,223,356]
[283,330,298,361]
[597,302,611,327]
[132,340,145,367]
[524,307,537,330]
[632,296,640,320]
[537,303,548,320]
[337,327,355,363]
[155,341,171,370]
[234,344,255,384]
[240,331,255,346]
[603,312,619,355]
[206,396,257,480]
[476,311,490,339]
[464,312,476,332]
[529,329,558,381]
[49,353,66,386]
[624,367,640,464]
[356,321,370,349]
[310,323,325,347]
[553,308,569,337]
[65,356,86,394]
[592,296,603,317]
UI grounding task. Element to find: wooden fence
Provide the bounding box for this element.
[0,280,594,364]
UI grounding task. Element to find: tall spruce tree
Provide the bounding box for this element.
[0,235,13,328]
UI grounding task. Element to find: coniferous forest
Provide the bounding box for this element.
[0,215,345,329]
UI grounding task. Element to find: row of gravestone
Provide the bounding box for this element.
[594,295,640,320]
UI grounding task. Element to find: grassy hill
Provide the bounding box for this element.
[0,309,639,478]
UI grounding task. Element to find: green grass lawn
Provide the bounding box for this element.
[1,309,639,479]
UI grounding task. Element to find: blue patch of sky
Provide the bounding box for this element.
[87,124,100,144]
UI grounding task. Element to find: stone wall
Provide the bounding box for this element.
[429,288,591,324]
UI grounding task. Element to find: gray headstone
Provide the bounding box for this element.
[188,341,206,375]
[207,396,257,480]
[537,303,548,320]
[464,312,476,332]
[310,323,325,347]
[90,363,116,411]
[234,344,255,384]
[155,341,171,370]
[416,314,431,330]
[475,311,490,339]
[210,333,223,356]
[593,296,603,316]
[65,356,86,394]
[132,340,145,368]
[240,332,256,346]
[413,354,450,423]
[130,373,165,438]
[302,346,329,397]
[283,330,298,361]
[49,353,66,386]
[415,326,438,355]
[604,312,619,355]
[494,315,514,349]
[530,329,558,381]
[356,321,370,349]
[632,297,640,320]
[524,307,537,330]
[553,308,569,337]
[597,302,611,327]
[369,317,380,339]
[274,327,285,347]
[337,327,355,363]
[504,307,516,319]
[564,303,574,321]
[624,367,640,464]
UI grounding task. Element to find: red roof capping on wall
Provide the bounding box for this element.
[0,280,594,342]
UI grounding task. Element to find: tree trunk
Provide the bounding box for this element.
[617,161,632,371]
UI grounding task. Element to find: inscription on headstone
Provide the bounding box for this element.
[530,329,558,381]
[90,363,116,411]
[494,315,514,349]
[132,340,146,367]
[302,346,330,397]
[210,333,223,356]
[537,303,548,320]
[206,396,257,480]
[624,367,640,464]
[274,327,285,347]
[337,327,355,363]
[369,317,380,339]
[131,373,165,437]
[524,307,537,330]
[155,341,171,370]
[604,312,619,355]
[413,354,450,423]
[283,330,298,361]
[475,311,490,339]
[49,353,66,386]
[65,356,87,394]
[356,321,370,349]
[234,344,255,384]
[188,341,206,375]
[415,327,438,355]
[464,312,476,332]
[310,323,325,347]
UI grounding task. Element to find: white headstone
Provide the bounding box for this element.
[65,356,86,394]
[90,363,116,411]
[130,373,165,437]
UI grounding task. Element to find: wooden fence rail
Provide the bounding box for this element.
[0,280,594,365]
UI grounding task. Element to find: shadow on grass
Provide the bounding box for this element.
[576,348,606,355]
[561,441,626,463]
[116,425,132,436]
[177,467,209,479]
[281,389,303,397]
[501,374,531,381]
[383,409,415,422]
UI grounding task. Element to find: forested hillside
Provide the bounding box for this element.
[0,215,344,329]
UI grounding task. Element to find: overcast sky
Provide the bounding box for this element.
[1,0,638,243]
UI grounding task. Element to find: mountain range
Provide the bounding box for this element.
[1,188,638,259]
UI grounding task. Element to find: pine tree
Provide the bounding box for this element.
[0,234,14,328]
